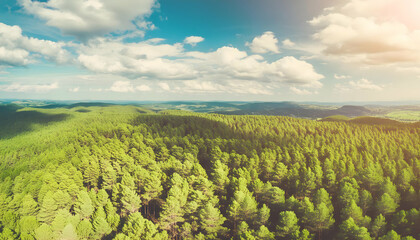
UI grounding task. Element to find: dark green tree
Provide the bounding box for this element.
[370,214,387,239]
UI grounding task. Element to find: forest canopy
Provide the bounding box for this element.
[0,105,418,239]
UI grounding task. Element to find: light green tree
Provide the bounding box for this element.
[277,211,300,238]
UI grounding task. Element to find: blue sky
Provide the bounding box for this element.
[1,0,420,102]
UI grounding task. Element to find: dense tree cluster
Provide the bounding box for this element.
[0,106,419,239]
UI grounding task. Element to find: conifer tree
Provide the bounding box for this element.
[376,193,398,216]
[35,224,54,240]
[60,223,78,240]
[359,190,373,214]
[277,211,300,238]
[256,204,271,227]
[255,225,275,240]
[120,186,142,215]
[370,214,387,239]
[338,218,372,240]
[20,194,38,217]
[211,160,230,195]
[159,195,185,239]
[379,230,401,240]
[122,212,168,239]
[92,207,112,239]
[37,191,58,224]
[76,219,93,239]
[198,202,227,236]
[74,191,94,220]
[18,216,39,238]
[309,203,335,238]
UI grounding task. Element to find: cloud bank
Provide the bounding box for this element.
[0,23,71,66]
[310,0,420,65]
[19,0,156,40]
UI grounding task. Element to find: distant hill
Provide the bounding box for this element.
[348,116,404,126]
[320,115,350,122]
[2,101,420,121]
[329,105,372,117]
[321,115,419,127]
[218,103,376,119]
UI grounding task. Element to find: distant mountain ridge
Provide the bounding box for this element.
[1,100,420,121]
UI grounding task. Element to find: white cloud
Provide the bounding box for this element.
[72,32,324,94]
[136,21,156,31]
[19,0,156,40]
[349,78,383,91]
[181,80,272,95]
[0,23,71,66]
[290,87,317,95]
[282,39,296,47]
[158,82,170,91]
[225,80,273,95]
[334,74,351,79]
[247,31,280,54]
[77,38,195,80]
[310,0,420,65]
[0,82,58,92]
[184,36,204,46]
[270,56,324,87]
[136,84,152,92]
[89,88,103,92]
[182,80,222,93]
[335,78,383,92]
[69,87,80,92]
[109,81,135,93]
[77,37,323,88]
[187,46,324,87]
[0,47,29,66]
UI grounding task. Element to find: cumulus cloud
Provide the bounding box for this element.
[19,0,156,40]
[334,74,351,79]
[226,80,273,95]
[246,31,280,54]
[282,39,296,47]
[290,87,317,95]
[349,78,383,91]
[0,47,29,66]
[77,38,196,80]
[76,37,324,89]
[184,36,204,46]
[158,82,170,91]
[0,23,71,66]
[271,56,324,87]
[136,85,152,92]
[0,82,58,92]
[336,78,383,92]
[181,80,272,95]
[69,87,80,92]
[108,80,153,93]
[187,46,324,87]
[109,81,135,93]
[310,0,420,65]
[136,21,156,31]
[67,29,326,95]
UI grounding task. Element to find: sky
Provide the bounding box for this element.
[0,0,420,102]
